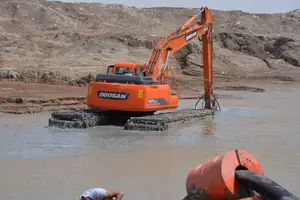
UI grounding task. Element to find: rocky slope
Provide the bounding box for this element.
[0,0,300,83]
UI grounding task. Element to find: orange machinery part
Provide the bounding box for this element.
[186,149,264,200]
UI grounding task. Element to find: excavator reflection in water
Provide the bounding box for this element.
[48,7,220,131]
[202,117,216,136]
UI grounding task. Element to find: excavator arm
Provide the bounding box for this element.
[144,7,215,109]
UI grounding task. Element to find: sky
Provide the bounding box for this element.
[57,0,300,13]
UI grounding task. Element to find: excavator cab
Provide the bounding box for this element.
[87,61,178,112]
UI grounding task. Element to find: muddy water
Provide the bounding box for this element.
[0,83,300,200]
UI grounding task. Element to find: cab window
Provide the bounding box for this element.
[115,67,132,75]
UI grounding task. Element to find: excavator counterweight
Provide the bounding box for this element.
[48,7,220,131]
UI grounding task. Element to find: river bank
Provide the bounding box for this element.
[1,75,294,114]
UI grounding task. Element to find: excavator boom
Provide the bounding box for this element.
[144,7,214,108]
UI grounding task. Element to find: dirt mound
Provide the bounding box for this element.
[0,0,299,83]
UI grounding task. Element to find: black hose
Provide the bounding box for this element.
[194,94,204,109]
[194,93,221,110]
[235,170,299,200]
[212,93,221,111]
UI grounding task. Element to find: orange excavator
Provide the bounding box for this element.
[48,7,219,131]
[86,6,216,112]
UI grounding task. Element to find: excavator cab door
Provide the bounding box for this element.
[106,65,114,74]
[134,66,145,77]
